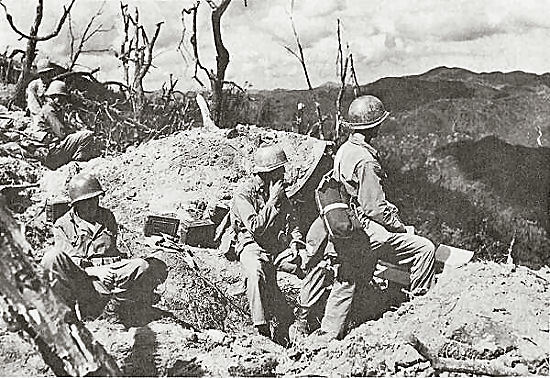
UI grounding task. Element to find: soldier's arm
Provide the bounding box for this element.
[233,189,280,238]
[356,160,406,233]
[42,107,67,139]
[53,225,86,267]
[285,197,303,244]
[26,81,42,115]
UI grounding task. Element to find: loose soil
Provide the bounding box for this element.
[0,126,548,376]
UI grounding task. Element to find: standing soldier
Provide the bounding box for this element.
[41,173,168,323]
[230,144,304,341]
[293,95,436,342]
[26,58,56,117]
[27,80,99,170]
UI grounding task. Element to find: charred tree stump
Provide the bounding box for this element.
[0,195,121,376]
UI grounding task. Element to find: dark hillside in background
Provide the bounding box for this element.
[245,67,550,267]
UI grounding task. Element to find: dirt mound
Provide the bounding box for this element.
[38,126,324,236]
[5,262,546,376]
[284,262,549,376]
[1,124,548,376]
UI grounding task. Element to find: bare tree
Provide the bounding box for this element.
[283,0,312,90]
[335,19,361,140]
[118,2,163,115]
[67,0,111,71]
[281,0,327,138]
[180,0,248,128]
[0,0,76,107]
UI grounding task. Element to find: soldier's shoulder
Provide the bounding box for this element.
[54,208,73,228]
[98,206,116,221]
[27,78,40,88]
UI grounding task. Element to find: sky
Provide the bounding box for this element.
[1,0,549,91]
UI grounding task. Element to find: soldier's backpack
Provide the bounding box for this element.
[315,170,358,239]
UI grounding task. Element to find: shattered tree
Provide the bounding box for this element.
[0,0,76,107]
[181,0,240,128]
[0,196,120,376]
[119,2,163,116]
[67,0,111,71]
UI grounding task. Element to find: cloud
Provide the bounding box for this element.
[1,0,549,91]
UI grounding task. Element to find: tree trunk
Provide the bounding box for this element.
[0,195,121,376]
[12,38,37,108]
[210,0,231,127]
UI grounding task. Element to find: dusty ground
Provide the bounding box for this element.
[0,126,549,376]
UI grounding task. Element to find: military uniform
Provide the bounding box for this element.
[41,207,167,308]
[26,78,48,117]
[29,101,98,170]
[231,175,302,327]
[333,132,435,292]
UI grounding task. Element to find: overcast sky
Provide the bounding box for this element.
[1,0,549,91]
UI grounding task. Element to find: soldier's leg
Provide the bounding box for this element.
[239,243,271,328]
[369,224,435,294]
[318,230,375,339]
[87,257,167,302]
[295,217,331,326]
[41,248,102,306]
[43,130,99,170]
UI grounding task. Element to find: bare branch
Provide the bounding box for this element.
[68,1,109,70]
[8,49,25,59]
[180,2,211,85]
[53,67,100,82]
[349,52,360,95]
[286,0,312,90]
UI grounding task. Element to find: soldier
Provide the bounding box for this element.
[26,58,56,117]
[230,144,304,340]
[41,173,168,323]
[293,95,436,342]
[27,80,99,170]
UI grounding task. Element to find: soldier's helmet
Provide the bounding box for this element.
[45,81,68,97]
[253,145,288,173]
[36,58,54,74]
[68,173,105,204]
[344,95,389,129]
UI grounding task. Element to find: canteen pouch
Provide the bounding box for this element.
[315,170,356,239]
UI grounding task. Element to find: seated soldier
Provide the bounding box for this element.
[290,216,375,344]
[27,80,99,170]
[26,58,56,118]
[41,173,167,322]
[230,144,305,341]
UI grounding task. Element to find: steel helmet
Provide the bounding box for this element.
[45,80,68,97]
[253,145,288,173]
[36,58,54,74]
[68,173,105,204]
[344,95,389,129]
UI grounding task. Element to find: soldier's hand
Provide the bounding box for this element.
[268,179,286,204]
[405,225,415,234]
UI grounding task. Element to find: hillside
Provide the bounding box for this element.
[0,67,549,375]
[247,67,550,267]
[1,126,549,376]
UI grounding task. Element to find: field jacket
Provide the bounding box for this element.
[333,133,406,234]
[53,207,123,268]
[231,175,302,256]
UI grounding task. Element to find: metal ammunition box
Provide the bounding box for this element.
[180,219,215,247]
[143,215,180,237]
